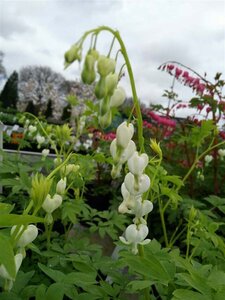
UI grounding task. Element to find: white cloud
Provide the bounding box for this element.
[0,0,224,109]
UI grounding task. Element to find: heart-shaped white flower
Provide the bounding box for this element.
[131,199,153,218]
[0,253,23,280]
[120,223,150,254]
[110,86,126,108]
[128,151,149,175]
[124,173,150,195]
[120,140,136,164]
[56,178,67,195]
[116,122,134,149]
[11,225,38,248]
[42,194,62,214]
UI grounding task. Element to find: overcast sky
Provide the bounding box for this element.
[0,0,225,111]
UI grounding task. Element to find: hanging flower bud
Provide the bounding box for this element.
[88,49,99,61]
[64,164,80,175]
[97,56,116,77]
[105,73,118,96]
[95,77,107,99]
[42,194,63,214]
[54,157,62,166]
[0,253,23,281]
[56,178,67,195]
[124,172,150,195]
[11,225,38,248]
[99,95,110,116]
[110,86,126,108]
[128,151,149,175]
[111,164,122,179]
[119,224,150,254]
[81,68,96,84]
[99,110,112,129]
[116,122,134,149]
[81,54,96,84]
[64,44,82,64]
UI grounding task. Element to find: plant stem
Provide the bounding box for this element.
[138,245,152,300]
[158,198,169,247]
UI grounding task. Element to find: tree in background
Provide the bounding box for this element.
[17,66,67,119]
[0,71,18,109]
[0,51,7,82]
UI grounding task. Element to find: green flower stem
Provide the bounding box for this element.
[182,137,225,184]
[138,245,152,300]
[24,112,59,156]
[158,197,169,247]
[79,26,144,152]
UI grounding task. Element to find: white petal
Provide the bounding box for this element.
[116,122,134,149]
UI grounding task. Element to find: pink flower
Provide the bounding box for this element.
[182,71,189,78]
[197,104,204,111]
[175,67,182,78]
[196,83,205,95]
[219,131,225,140]
[167,64,174,71]
[206,107,212,114]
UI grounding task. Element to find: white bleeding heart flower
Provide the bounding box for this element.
[111,164,122,179]
[110,86,126,107]
[131,199,153,218]
[204,154,213,164]
[56,178,67,195]
[54,157,62,166]
[110,139,136,164]
[116,122,134,149]
[120,140,136,164]
[0,253,23,281]
[28,125,37,134]
[36,135,45,145]
[218,149,225,157]
[42,149,50,157]
[110,138,118,160]
[128,151,149,175]
[42,194,62,214]
[124,172,150,195]
[11,225,38,248]
[119,224,150,254]
[65,164,80,175]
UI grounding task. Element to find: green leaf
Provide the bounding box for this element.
[38,263,66,282]
[0,214,44,226]
[0,233,16,279]
[172,289,211,300]
[0,203,14,214]
[12,270,35,294]
[0,293,22,300]
[35,284,47,300]
[45,283,65,300]
[124,254,172,285]
[64,271,97,286]
[128,280,154,291]
[177,273,212,295]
